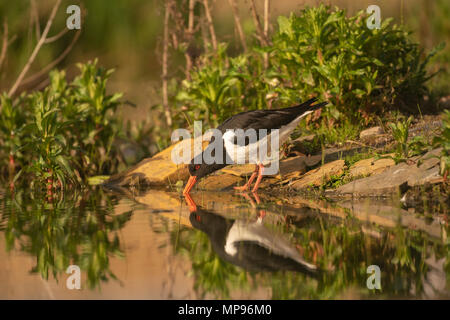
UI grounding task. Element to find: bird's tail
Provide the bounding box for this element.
[282,98,328,120]
[283,97,328,115]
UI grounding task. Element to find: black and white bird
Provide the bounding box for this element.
[183,98,328,194]
[189,207,318,274]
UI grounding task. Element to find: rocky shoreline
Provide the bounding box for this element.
[104,123,448,213]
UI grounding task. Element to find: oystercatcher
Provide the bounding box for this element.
[189,205,318,274]
[183,98,327,194]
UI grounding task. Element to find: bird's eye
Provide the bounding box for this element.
[195,165,200,170]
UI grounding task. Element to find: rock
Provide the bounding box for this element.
[133,190,192,227]
[105,138,209,187]
[197,174,243,191]
[276,156,307,179]
[220,156,310,179]
[221,164,256,177]
[349,156,395,177]
[289,134,318,154]
[336,149,443,196]
[359,126,384,139]
[290,160,346,190]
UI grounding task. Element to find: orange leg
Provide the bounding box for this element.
[234,165,258,191]
[251,164,265,193]
[238,190,266,221]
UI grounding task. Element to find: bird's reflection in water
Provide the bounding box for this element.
[184,193,318,276]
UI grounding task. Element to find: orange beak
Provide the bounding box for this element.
[183,176,197,195]
[184,193,197,212]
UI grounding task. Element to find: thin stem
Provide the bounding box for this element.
[263,0,270,68]
[30,0,41,40]
[162,0,173,127]
[0,20,8,71]
[227,0,247,52]
[22,29,81,88]
[202,0,217,50]
[249,0,268,46]
[185,0,196,80]
[8,0,62,97]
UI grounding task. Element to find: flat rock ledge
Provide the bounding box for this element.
[105,136,444,198]
[334,148,443,197]
[105,138,209,187]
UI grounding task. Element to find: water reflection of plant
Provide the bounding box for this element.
[168,206,449,299]
[171,227,253,299]
[0,188,132,289]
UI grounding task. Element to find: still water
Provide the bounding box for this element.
[0,187,448,299]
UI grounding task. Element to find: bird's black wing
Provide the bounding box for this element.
[215,98,327,146]
[216,98,326,133]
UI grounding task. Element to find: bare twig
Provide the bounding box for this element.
[44,27,69,44]
[0,21,8,71]
[202,0,217,50]
[227,0,247,52]
[185,0,195,80]
[162,0,173,127]
[21,29,81,88]
[30,0,41,40]
[249,0,268,46]
[200,16,209,52]
[263,0,270,68]
[264,0,270,39]
[8,0,62,97]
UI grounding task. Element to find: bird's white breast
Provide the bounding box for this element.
[222,110,313,167]
[224,220,317,270]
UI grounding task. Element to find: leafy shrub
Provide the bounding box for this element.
[176,44,273,129]
[431,110,450,178]
[271,5,443,121]
[387,116,427,163]
[175,5,442,131]
[0,60,133,189]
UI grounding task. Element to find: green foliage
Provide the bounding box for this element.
[0,60,140,189]
[272,5,442,120]
[176,44,271,129]
[386,116,427,163]
[0,188,131,289]
[175,5,442,132]
[167,202,449,299]
[431,110,450,177]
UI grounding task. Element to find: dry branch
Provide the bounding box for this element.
[44,27,69,44]
[30,0,41,40]
[263,0,270,68]
[0,21,8,71]
[249,0,268,46]
[202,0,217,50]
[21,29,81,88]
[8,0,62,97]
[185,0,196,80]
[227,0,247,52]
[162,0,173,127]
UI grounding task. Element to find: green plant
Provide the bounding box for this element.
[271,5,443,122]
[176,44,267,129]
[386,116,427,163]
[25,89,76,191]
[431,109,450,179]
[174,5,442,141]
[0,94,27,183]
[0,60,148,190]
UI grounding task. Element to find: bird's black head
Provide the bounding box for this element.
[188,151,227,179]
[189,209,233,241]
